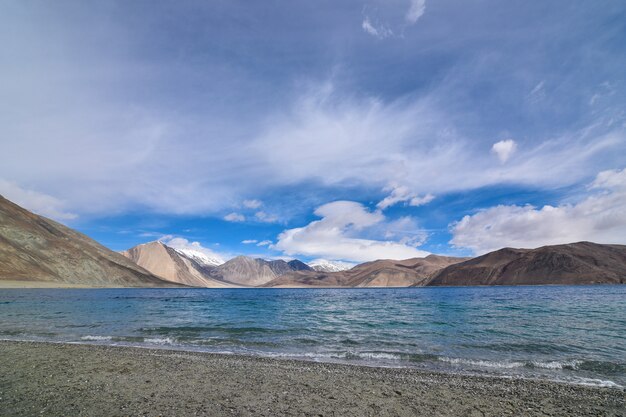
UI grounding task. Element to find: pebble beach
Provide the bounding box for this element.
[1,340,624,416]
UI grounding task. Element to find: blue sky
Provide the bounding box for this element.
[1,1,625,263]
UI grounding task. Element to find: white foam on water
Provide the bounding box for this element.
[531,359,582,369]
[438,357,588,371]
[261,351,339,360]
[352,352,402,361]
[438,357,525,369]
[81,335,113,341]
[573,377,623,389]
[144,337,176,345]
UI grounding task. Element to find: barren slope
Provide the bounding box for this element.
[0,195,175,287]
[121,242,236,287]
[265,255,467,288]
[427,242,626,286]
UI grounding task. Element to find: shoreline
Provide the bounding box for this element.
[2,337,623,390]
[0,280,185,289]
[1,340,623,416]
[1,281,622,289]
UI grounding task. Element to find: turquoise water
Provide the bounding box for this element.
[1,286,624,388]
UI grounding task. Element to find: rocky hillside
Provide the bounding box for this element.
[209,256,313,286]
[121,242,235,287]
[427,242,626,286]
[265,255,467,287]
[0,195,175,287]
[120,244,314,287]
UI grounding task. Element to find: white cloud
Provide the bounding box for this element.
[159,236,226,263]
[527,80,546,103]
[530,81,545,95]
[593,167,626,189]
[274,201,430,262]
[491,139,517,163]
[254,211,279,223]
[589,81,617,106]
[380,216,429,247]
[0,179,77,221]
[1,47,622,222]
[363,0,425,39]
[410,194,435,206]
[224,212,245,222]
[243,199,262,209]
[362,16,393,39]
[253,82,625,203]
[0,4,624,226]
[242,239,258,244]
[406,0,426,24]
[257,240,272,247]
[450,168,626,254]
[377,184,435,210]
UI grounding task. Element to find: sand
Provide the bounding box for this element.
[0,341,623,416]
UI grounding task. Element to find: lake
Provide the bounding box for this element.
[1,285,624,388]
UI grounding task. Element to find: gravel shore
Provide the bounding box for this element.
[0,340,623,416]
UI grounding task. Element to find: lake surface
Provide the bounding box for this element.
[1,286,624,388]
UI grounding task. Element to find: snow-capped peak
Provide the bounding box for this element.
[308,259,355,272]
[174,248,224,267]
[157,236,225,267]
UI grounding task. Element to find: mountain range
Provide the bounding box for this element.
[1,195,625,288]
[264,255,468,287]
[119,244,316,287]
[121,242,233,287]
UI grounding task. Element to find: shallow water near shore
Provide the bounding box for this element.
[1,285,624,388]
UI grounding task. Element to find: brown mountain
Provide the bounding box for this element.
[265,255,467,288]
[426,242,626,286]
[0,195,175,287]
[121,242,236,287]
[209,256,313,286]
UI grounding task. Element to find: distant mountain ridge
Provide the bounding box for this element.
[121,243,316,287]
[121,242,233,287]
[309,259,354,272]
[264,255,468,288]
[0,195,175,287]
[208,256,313,286]
[426,242,626,286]
[69,237,626,288]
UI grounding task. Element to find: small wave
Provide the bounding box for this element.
[262,350,437,363]
[255,351,404,362]
[344,351,403,361]
[438,357,592,371]
[144,337,176,345]
[262,351,339,360]
[81,335,113,341]
[140,325,291,336]
[573,377,622,388]
[530,360,582,370]
[439,357,525,369]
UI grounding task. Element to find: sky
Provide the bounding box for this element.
[1,0,625,264]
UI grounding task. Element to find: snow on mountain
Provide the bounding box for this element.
[308,259,355,272]
[156,236,225,267]
[173,248,224,267]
